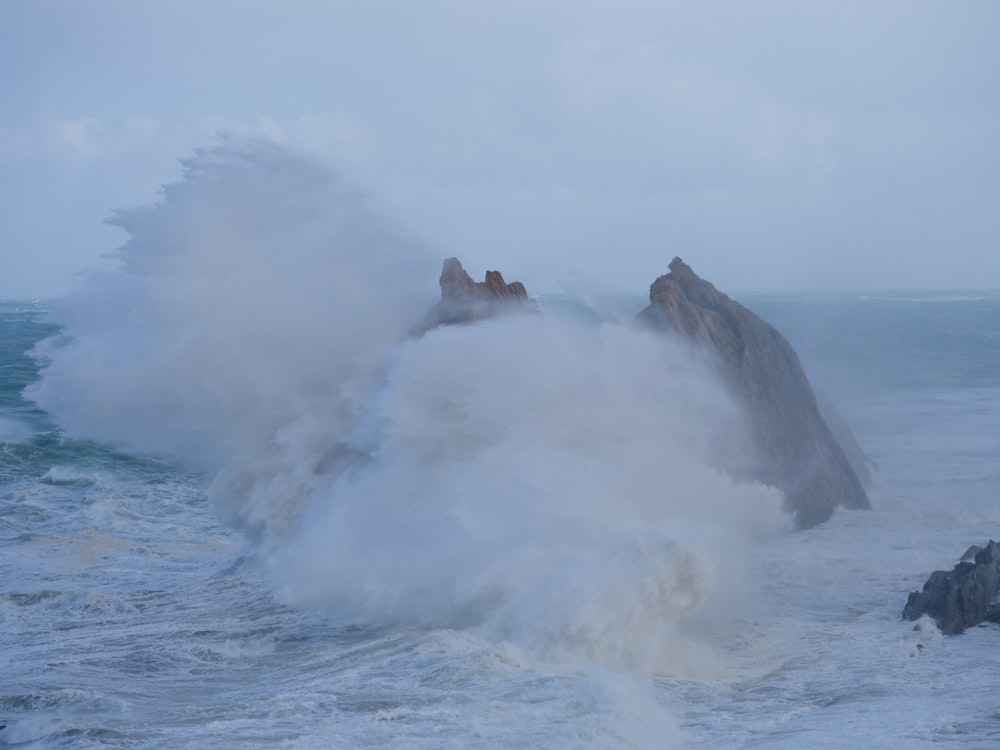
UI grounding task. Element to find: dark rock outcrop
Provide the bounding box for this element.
[637,257,871,528]
[412,257,537,335]
[903,540,1000,634]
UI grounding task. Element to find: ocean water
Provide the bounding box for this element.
[3,144,1000,748]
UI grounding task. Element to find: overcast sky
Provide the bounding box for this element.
[2,0,998,298]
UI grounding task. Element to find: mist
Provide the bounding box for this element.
[28,142,789,677]
[29,142,436,468]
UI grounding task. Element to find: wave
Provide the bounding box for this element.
[28,140,789,676]
[41,464,112,486]
[0,417,34,444]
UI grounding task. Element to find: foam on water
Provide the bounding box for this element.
[41,465,113,486]
[11,141,804,747]
[28,142,789,682]
[266,313,787,675]
[9,140,1000,747]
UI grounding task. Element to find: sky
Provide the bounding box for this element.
[1,0,999,298]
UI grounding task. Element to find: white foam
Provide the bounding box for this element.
[28,141,790,682]
[28,141,438,484]
[267,314,788,674]
[42,464,110,486]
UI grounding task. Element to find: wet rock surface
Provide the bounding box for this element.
[636,257,871,527]
[413,254,871,529]
[903,540,1000,634]
[412,257,537,335]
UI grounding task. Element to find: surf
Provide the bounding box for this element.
[28,141,789,683]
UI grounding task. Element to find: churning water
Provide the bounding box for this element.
[2,143,999,748]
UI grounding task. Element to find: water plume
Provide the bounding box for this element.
[30,140,789,677]
[270,314,787,673]
[29,140,437,531]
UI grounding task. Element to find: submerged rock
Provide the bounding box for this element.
[903,540,1000,635]
[636,257,871,528]
[412,257,537,335]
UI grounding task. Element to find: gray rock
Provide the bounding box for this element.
[636,257,871,528]
[903,540,1000,634]
[961,544,983,563]
[815,391,875,489]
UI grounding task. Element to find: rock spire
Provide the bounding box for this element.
[637,257,871,527]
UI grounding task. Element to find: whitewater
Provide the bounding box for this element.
[2,143,999,748]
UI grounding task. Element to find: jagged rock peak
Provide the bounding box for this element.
[439,257,529,303]
[637,257,871,528]
[668,255,691,274]
[413,257,536,335]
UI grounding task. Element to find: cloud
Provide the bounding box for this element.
[0,126,31,161]
[1,112,373,173]
[122,115,161,146]
[1,0,998,297]
[550,37,839,188]
[0,116,165,164]
[291,113,376,168]
[43,117,106,160]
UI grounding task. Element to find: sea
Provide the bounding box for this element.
[2,143,1000,748]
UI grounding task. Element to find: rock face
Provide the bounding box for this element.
[637,257,871,528]
[815,391,875,489]
[412,257,536,335]
[903,541,1000,634]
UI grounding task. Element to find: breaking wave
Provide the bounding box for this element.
[29,140,788,676]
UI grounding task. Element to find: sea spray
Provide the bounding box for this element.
[29,140,438,532]
[9,266,1000,746]
[270,314,788,674]
[29,140,789,683]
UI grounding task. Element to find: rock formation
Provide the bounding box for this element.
[903,541,1000,634]
[637,257,871,528]
[412,257,537,335]
[815,391,875,489]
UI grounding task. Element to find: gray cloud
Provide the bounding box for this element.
[1,0,998,297]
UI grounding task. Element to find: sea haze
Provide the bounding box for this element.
[2,144,999,748]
